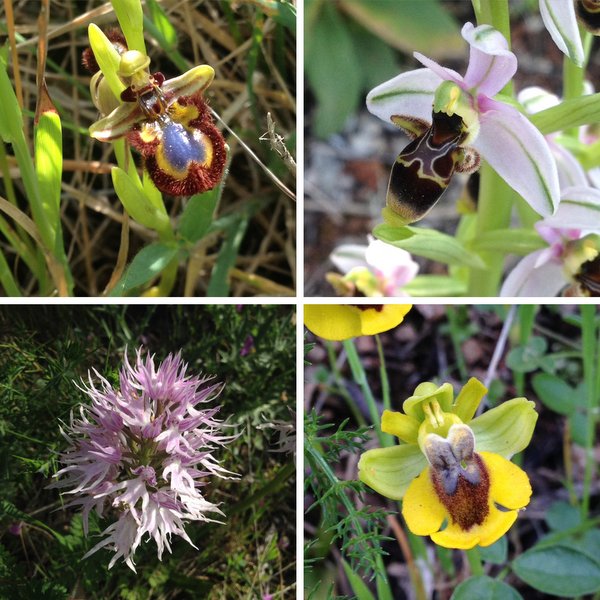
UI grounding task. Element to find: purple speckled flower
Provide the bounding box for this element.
[50,348,236,571]
[240,335,254,357]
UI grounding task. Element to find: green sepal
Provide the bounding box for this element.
[381,410,420,444]
[402,382,454,420]
[470,397,538,458]
[111,0,146,55]
[111,167,169,232]
[88,24,126,98]
[358,444,426,500]
[453,377,487,423]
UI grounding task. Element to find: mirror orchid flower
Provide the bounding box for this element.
[501,187,600,297]
[358,378,537,549]
[328,238,418,297]
[367,22,560,221]
[89,49,226,197]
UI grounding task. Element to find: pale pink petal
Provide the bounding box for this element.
[412,53,464,88]
[461,22,517,96]
[474,98,560,216]
[366,68,443,125]
[539,0,584,67]
[329,243,368,275]
[517,86,560,114]
[552,142,588,189]
[501,251,566,297]
[540,186,600,230]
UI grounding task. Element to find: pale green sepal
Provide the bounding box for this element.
[403,382,454,420]
[471,398,538,458]
[88,24,126,98]
[89,102,140,141]
[453,377,487,423]
[162,65,215,98]
[358,444,426,500]
[381,410,420,444]
[111,0,146,55]
[111,167,170,232]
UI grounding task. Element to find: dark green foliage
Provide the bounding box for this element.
[0,304,295,599]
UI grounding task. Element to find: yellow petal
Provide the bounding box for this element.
[452,377,487,423]
[481,451,532,509]
[304,304,411,340]
[304,305,362,340]
[402,467,446,536]
[359,305,412,335]
[431,507,517,549]
[381,410,420,444]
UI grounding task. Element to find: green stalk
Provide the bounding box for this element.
[325,341,366,427]
[580,306,597,517]
[375,335,391,412]
[446,307,468,381]
[342,339,391,447]
[0,248,20,295]
[467,164,514,295]
[465,546,484,576]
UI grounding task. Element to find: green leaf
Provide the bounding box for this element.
[402,275,466,297]
[0,48,24,142]
[472,228,546,255]
[451,575,522,600]
[109,242,179,295]
[341,558,377,600]
[111,167,169,231]
[479,535,508,565]
[112,0,146,54]
[207,213,250,296]
[374,223,486,269]
[146,0,177,48]
[505,336,548,373]
[513,545,600,596]
[531,373,577,416]
[34,85,62,240]
[546,501,582,531]
[305,0,361,137]
[178,189,219,244]
[339,0,461,60]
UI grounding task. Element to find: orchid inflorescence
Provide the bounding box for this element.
[50,348,236,572]
[355,3,600,297]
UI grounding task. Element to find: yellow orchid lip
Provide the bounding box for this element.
[403,447,532,549]
[304,304,412,341]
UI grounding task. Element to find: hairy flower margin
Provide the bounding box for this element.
[50,348,236,572]
[358,378,537,549]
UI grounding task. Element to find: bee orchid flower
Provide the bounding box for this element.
[367,22,560,221]
[501,187,600,297]
[358,378,537,549]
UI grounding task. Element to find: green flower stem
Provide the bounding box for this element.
[325,342,366,427]
[342,339,392,447]
[375,335,391,412]
[446,307,468,381]
[156,253,178,296]
[581,306,597,517]
[465,546,484,576]
[467,164,514,296]
[305,441,377,541]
